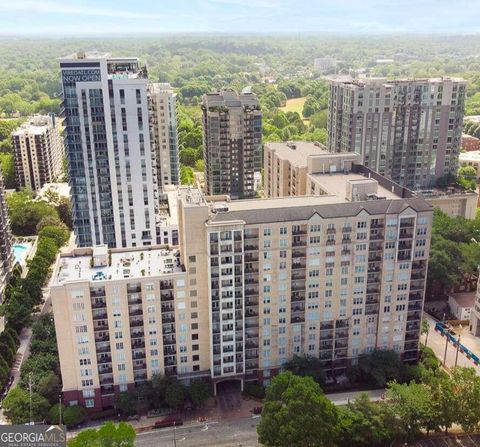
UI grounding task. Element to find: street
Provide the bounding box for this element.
[423,312,480,374]
[134,388,383,447]
[135,418,260,447]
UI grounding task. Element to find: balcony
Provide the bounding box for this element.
[95,334,110,343]
[93,312,108,321]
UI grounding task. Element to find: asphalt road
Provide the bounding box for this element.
[135,418,261,447]
[134,388,384,447]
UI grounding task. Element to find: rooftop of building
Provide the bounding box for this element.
[265,141,329,167]
[327,75,466,87]
[61,51,136,61]
[202,90,259,108]
[52,245,184,287]
[60,52,146,80]
[149,83,175,94]
[449,292,475,309]
[462,133,479,141]
[460,150,480,161]
[207,166,432,225]
[308,171,399,201]
[157,186,179,227]
[12,115,56,136]
[417,187,478,198]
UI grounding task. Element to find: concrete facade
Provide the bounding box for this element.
[52,176,432,410]
[60,52,159,249]
[148,83,180,187]
[327,77,466,189]
[12,115,64,191]
[202,91,262,199]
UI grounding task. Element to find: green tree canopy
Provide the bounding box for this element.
[257,372,338,447]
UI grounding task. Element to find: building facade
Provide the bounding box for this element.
[12,115,64,191]
[52,174,432,410]
[327,77,466,189]
[60,52,159,249]
[148,83,179,187]
[202,91,262,199]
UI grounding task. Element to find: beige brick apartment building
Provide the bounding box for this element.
[52,173,432,410]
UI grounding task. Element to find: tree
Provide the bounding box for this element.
[0,153,15,189]
[458,166,477,190]
[38,225,70,247]
[2,387,49,424]
[386,381,433,442]
[337,394,397,447]
[257,372,338,447]
[36,372,61,403]
[180,165,194,185]
[194,159,204,172]
[57,197,73,229]
[421,319,430,347]
[180,147,198,167]
[188,379,211,407]
[68,422,136,447]
[48,403,65,425]
[284,354,325,384]
[351,350,403,387]
[115,392,135,417]
[302,96,319,118]
[451,367,480,432]
[422,369,456,434]
[165,380,186,409]
[63,405,88,428]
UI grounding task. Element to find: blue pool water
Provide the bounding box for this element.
[13,243,29,265]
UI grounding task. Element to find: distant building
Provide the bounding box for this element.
[462,134,480,152]
[327,76,467,190]
[417,188,478,220]
[202,91,262,199]
[148,83,180,187]
[12,115,64,191]
[264,141,477,220]
[314,57,336,74]
[60,52,159,249]
[459,151,480,180]
[449,293,474,321]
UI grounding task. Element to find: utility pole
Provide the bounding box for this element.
[173,421,177,447]
[28,373,33,425]
[455,324,463,368]
[443,332,449,366]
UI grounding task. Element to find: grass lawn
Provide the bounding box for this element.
[279,97,309,123]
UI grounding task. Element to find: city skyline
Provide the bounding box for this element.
[0,0,479,35]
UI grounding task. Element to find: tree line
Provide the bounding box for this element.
[258,347,480,446]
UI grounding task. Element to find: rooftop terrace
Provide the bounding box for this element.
[52,246,184,286]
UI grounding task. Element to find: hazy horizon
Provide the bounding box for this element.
[0,0,479,36]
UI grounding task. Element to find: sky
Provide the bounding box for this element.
[0,0,479,35]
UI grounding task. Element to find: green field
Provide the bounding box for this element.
[279,97,308,122]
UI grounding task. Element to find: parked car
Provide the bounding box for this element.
[154,417,184,429]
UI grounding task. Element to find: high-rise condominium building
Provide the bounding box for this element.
[202,91,262,199]
[60,52,159,249]
[12,115,64,191]
[148,83,179,187]
[52,167,432,410]
[327,76,466,189]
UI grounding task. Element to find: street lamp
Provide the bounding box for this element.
[173,421,177,447]
[59,393,63,426]
[443,323,450,366]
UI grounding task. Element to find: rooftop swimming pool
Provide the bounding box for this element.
[13,242,32,266]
